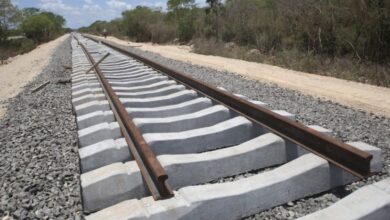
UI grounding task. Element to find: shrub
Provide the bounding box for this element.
[21,12,65,43]
[79,0,390,87]
[0,38,36,62]
[22,14,54,42]
[150,22,176,44]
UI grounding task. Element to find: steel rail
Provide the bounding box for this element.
[84,34,372,178]
[74,36,173,200]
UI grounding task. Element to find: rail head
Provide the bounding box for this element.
[83,34,372,178]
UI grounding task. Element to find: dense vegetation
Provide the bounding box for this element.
[0,0,66,62]
[80,0,390,86]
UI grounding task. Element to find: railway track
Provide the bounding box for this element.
[70,34,388,219]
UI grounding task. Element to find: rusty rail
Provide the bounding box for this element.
[74,36,173,200]
[84,34,373,178]
[85,52,110,74]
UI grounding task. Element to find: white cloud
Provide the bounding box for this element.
[82,0,102,12]
[36,0,124,28]
[107,0,132,11]
[31,0,209,28]
[82,4,101,11]
[153,1,164,8]
[195,0,208,7]
[154,2,163,7]
[39,0,74,11]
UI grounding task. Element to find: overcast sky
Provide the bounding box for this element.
[11,0,207,29]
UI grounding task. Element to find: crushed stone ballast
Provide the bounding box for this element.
[70,34,388,219]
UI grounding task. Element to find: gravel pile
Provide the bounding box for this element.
[121,45,390,219]
[0,37,82,219]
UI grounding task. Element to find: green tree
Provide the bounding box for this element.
[167,0,194,10]
[206,0,222,39]
[0,0,20,28]
[22,14,54,42]
[40,12,65,32]
[122,6,163,42]
[0,0,20,41]
[0,25,6,42]
[21,11,65,42]
[79,20,107,35]
[167,0,196,42]
[21,7,40,19]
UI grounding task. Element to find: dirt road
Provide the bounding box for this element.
[0,34,69,118]
[95,35,390,117]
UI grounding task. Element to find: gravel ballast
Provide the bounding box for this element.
[115,44,390,219]
[2,34,387,219]
[0,37,82,219]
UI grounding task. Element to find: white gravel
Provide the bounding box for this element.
[94,35,390,117]
[3,35,386,219]
[0,37,82,220]
[111,44,390,219]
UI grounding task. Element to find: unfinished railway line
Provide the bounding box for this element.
[69,33,389,219]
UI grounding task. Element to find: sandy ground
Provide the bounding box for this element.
[95,35,390,117]
[0,34,69,118]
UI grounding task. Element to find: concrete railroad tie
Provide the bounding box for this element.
[85,141,381,220]
[70,36,386,220]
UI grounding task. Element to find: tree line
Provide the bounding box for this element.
[80,0,389,86]
[0,0,66,61]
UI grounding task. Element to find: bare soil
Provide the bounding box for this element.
[97,35,390,117]
[0,34,69,118]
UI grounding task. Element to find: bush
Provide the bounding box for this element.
[194,38,255,60]
[121,6,164,42]
[21,12,65,43]
[11,38,36,54]
[193,39,390,87]
[0,38,36,62]
[79,0,390,87]
[150,22,176,43]
[0,2,65,61]
[22,14,54,42]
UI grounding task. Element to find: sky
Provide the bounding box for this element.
[11,0,207,29]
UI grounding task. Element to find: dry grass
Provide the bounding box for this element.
[193,38,390,87]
